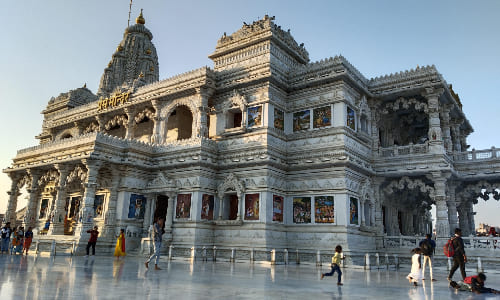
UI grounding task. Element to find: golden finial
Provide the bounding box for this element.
[117,45,124,52]
[83,83,87,88]
[150,66,154,71]
[139,71,144,78]
[136,9,145,24]
[145,49,151,54]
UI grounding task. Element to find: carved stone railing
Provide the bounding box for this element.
[453,147,500,161]
[378,143,429,157]
[383,235,500,252]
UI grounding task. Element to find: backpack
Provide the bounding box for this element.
[421,239,433,256]
[443,237,455,257]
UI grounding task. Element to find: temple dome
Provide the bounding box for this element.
[97,10,159,98]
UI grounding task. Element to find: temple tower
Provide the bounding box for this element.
[97,10,159,98]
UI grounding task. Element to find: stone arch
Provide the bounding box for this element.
[161,98,198,142]
[66,165,88,191]
[163,102,196,142]
[60,130,74,140]
[83,121,99,134]
[16,173,32,193]
[222,90,247,130]
[217,173,246,199]
[383,176,435,198]
[37,169,60,192]
[104,114,128,138]
[133,107,155,142]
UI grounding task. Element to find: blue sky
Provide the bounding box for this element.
[1,0,499,226]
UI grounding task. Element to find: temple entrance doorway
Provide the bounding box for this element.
[222,194,238,220]
[153,195,168,223]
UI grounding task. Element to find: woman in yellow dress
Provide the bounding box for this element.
[114,229,126,260]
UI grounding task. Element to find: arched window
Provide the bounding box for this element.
[166,105,193,142]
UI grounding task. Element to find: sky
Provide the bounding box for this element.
[0,0,499,227]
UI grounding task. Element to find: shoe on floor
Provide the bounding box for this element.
[321,274,324,280]
[337,283,343,286]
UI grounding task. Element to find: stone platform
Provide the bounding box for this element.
[0,254,499,299]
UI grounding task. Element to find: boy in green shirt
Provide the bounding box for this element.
[321,245,344,285]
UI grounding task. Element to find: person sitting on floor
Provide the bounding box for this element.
[450,273,499,294]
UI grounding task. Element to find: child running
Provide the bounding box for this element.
[407,247,423,286]
[321,245,344,286]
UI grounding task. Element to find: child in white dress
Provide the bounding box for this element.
[407,248,423,286]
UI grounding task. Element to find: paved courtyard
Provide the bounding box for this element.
[0,254,499,299]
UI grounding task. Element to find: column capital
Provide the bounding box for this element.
[421,87,444,99]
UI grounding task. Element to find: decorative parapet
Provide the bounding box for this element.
[368,65,443,94]
[289,55,368,89]
[211,15,309,64]
[42,67,215,129]
[453,147,500,161]
[377,143,429,157]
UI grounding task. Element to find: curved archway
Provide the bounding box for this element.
[165,105,193,142]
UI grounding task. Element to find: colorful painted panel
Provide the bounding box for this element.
[315,196,334,223]
[272,195,284,222]
[128,194,147,219]
[201,194,214,220]
[94,194,105,218]
[274,108,284,130]
[350,197,359,225]
[39,198,49,219]
[176,194,191,219]
[347,107,356,130]
[247,106,262,128]
[313,106,331,128]
[293,197,311,223]
[244,193,260,220]
[293,110,310,132]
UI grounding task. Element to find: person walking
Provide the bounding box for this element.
[1,222,12,254]
[85,226,99,257]
[448,228,467,282]
[114,229,126,260]
[145,217,165,270]
[419,233,436,281]
[320,245,344,286]
[23,227,34,255]
[406,248,423,286]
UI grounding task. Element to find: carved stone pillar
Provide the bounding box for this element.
[165,192,176,233]
[370,202,376,227]
[447,184,459,235]
[359,199,366,226]
[451,123,462,152]
[150,100,163,143]
[142,193,155,234]
[103,169,121,238]
[422,87,444,153]
[5,173,21,225]
[433,173,450,238]
[76,160,101,238]
[440,107,452,153]
[49,164,71,235]
[124,107,135,139]
[467,202,475,236]
[218,195,223,220]
[23,170,42,229]
[237,192,243,221]
[458,205,470,236]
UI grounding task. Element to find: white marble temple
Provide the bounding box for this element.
[0,254,499,299]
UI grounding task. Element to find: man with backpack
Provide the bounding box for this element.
[447,228,467,282]
[419,233,436,281]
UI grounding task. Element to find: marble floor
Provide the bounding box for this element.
[0,254,499,299]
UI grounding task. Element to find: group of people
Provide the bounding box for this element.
[85,225,127,260]
[317,228,498,295]
[1,222,34,255]
[405,228,498,295]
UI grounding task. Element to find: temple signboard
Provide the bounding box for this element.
[97,91,131,111]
